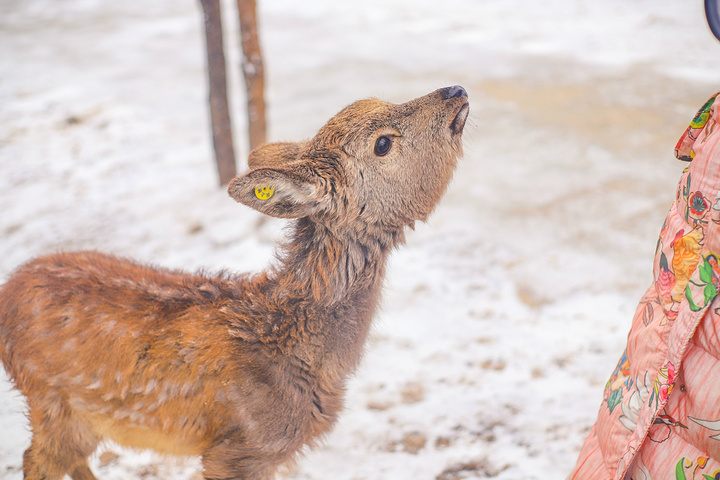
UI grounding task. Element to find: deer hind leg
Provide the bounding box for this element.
[23,397,99,480]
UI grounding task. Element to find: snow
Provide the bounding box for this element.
[1,0,720,478]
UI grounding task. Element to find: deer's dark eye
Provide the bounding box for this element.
[374,136,392,156]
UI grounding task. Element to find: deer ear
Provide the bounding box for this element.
[247,142,304,169]
[228,166,326,218]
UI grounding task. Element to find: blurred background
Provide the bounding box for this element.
[1,1,720,478]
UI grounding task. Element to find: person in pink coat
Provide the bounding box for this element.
[570,91,720,479]
[571,11,720,479]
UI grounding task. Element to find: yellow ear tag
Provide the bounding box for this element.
[254,186,275,201]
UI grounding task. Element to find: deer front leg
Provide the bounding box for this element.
[201,435,282,480]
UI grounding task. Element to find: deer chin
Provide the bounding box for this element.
[450,102,469,135]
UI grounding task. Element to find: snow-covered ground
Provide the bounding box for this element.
[1,1,720,478]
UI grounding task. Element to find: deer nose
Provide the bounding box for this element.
[444,85,468,100]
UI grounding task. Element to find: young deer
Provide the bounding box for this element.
[0,85,469,480]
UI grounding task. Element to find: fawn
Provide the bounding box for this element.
[0,85,469,479]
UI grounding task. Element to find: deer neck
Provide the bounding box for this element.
[274,217,401,308]
[266,217,402,372]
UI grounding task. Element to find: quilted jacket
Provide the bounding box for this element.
[570,93,720,480]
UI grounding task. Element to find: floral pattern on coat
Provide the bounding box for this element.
[571,92,720,480]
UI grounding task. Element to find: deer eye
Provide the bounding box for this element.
[374,136,392,156]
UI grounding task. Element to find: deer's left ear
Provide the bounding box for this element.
[228,165,328,219]
[247,142,305,169]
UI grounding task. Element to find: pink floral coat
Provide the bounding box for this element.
[571,93,720,480]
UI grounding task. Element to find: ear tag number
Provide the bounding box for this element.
[255,186,275,201]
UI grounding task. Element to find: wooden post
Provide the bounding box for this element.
[199,0,237,186]
[237,0,267,152]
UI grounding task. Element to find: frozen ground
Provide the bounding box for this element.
[1,0,720,479]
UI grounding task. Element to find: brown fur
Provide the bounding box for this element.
[0,86,469,480]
